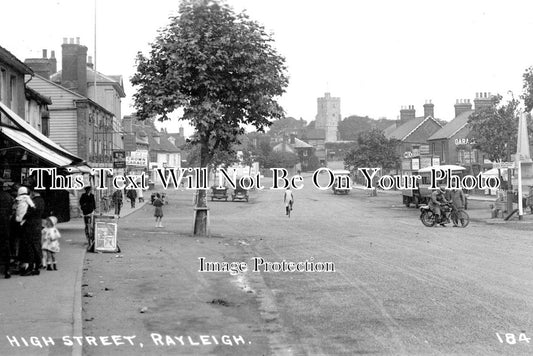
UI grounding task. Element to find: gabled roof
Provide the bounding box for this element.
[428,110,474,141]
[293,137,313,149]
[382,123,397,137]
[385,116,442,141]
[31,74,114,117]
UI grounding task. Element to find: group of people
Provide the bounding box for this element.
[0,183,61,279]
[429,186,466,226]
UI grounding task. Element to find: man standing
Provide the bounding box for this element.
[448,189,466,227]
[112,189,123,216]
[80,186,96,241]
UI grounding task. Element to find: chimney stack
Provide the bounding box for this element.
[61,37,88,96]
[24,48,55,79]
[399,105,416,124]
[423,100,434,118]
[179,126,184,137]
[50,50,57,74]
[454,99,472,117]
[474,92,494,112]
[290,133,296,144]
[87,56,94,69]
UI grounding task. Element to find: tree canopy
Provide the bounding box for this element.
[131,0,289,166]
[131,0,288,235]
[467,95,519,162]
[338,116,396,141]
[344,128,400,171]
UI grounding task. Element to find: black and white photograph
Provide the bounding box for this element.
[0,0,532,355]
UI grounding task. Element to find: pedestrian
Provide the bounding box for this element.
[136,186,144,203]
[448,188,466,227]
[0,182,13,278]
[79,186,96,242]
[41,216,60,270]
[112,189,123,216]
[153,193,164,228]
[18,187,44,276]
[126,189,137,208]
[283,186,294,216]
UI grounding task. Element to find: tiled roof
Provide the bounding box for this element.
[382,123,397,137]
[428,110,474,140]
[385,116,442,141]
[293,137,313,148]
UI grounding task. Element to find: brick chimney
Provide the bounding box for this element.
[454,99,472,117]
[399,105,416,124]
[87,56,94,69]
[423,100,434,118]
[179,126,184,137]
[24,49,56,79]
[61,37,88,96]
[474,92,494,112]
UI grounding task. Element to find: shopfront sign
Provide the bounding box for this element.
[126,150,148,167]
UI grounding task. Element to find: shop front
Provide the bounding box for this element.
[0,102,87,222]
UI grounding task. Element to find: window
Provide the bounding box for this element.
[88,138,92,154]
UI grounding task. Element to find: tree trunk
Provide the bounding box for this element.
[193,140,209,236]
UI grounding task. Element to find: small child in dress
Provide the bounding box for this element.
[41,216,60,271]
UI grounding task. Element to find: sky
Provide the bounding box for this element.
[2,0,533,136]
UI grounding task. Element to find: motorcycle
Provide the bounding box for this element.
[419,202,469,228]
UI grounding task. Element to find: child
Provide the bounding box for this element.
[15,186,35,225]
[41,216,60,270]
[153,193,164,228]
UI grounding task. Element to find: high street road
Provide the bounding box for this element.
[83,174,533,355]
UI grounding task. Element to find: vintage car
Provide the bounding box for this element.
[211,186,228,201]
[332,170,351,195]
[231,186,249,202]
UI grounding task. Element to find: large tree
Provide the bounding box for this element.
[344,128,400,172]
[131,0,288,235]
[467,94,519,162]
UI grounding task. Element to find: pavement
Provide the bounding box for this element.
[0,199,147,356]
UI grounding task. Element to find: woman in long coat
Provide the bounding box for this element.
[19,187,44,276]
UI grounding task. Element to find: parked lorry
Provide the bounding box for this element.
[400,156,439,208]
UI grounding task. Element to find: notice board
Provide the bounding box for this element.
[94,215,120,253]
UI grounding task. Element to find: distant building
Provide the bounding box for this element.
[0,45,83,221]
[315,92,341,142]
[272,134,315,171]
[385,101,442,159]
[428,93,494,174]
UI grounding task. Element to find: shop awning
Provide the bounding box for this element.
[0,101,85,168]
